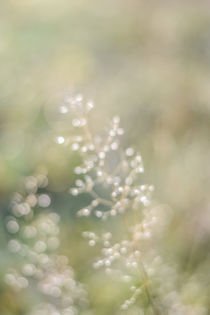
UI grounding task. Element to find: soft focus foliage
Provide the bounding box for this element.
[0,0,210,314]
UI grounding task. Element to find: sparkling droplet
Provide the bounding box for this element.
[136,167,144,173]
[117,128,124,135]
[86,101,94,111]
[89,240,96,246]
[111,142,119,150]
[72,119,81,127]
[7,220,19,233]
[95,211,102,218]
[22,264,36,276]
[113,116,120,124]
[56,136,65,144]
[126,148,134,157]
[72,143,79,151]
[71,188,79,196]
[83,208,90,216]
[38,194,51,208]
[98,152,105,159]
[59,105,68,114]
[8,239,21,252]
[34,241,47,253]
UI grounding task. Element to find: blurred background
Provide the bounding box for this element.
[0,0,210,314]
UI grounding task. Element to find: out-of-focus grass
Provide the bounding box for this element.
[1,0,210,313]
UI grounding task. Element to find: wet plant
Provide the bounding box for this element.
[4,94,209,315]
[61,94,208,315]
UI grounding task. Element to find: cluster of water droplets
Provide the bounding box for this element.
[57,95,161,311]
[56,95,153,221]
[54,94,208,314]
[5,174,88,315]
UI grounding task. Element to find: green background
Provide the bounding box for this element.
[0,0,210,314]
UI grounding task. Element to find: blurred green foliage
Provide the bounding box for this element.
[1,0,210,314]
